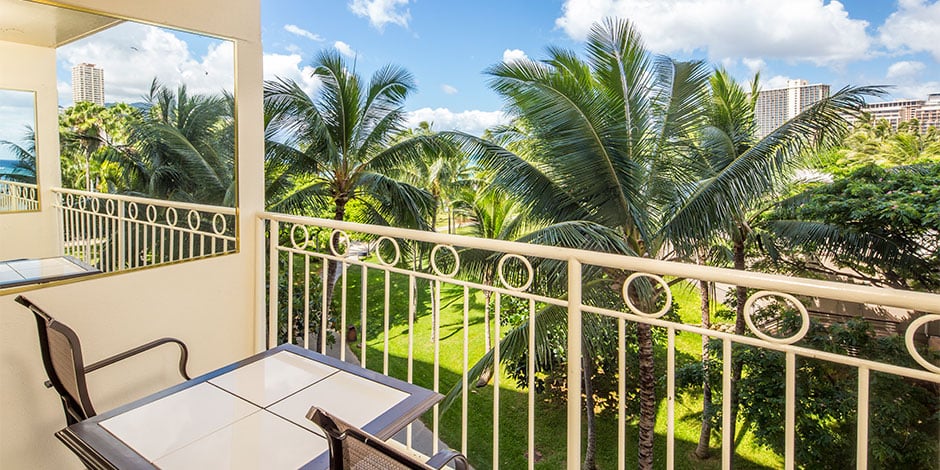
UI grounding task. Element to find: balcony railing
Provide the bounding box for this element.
[53,188,236,272]
[0,180,39,212]
[259,212,940,470]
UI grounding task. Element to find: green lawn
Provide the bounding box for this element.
[336,265,782,469]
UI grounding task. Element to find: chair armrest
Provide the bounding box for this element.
[425,449,469,470]
[85,338,191,380]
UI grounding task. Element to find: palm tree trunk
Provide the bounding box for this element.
[695,279,713,459]
[728,234,748,466]
[582,351,598,470]
[637,323,656,470]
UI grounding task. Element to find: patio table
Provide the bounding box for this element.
[55,343,442,469]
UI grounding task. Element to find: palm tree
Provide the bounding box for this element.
[0,126,36,182]
[263,49,433,328]
[132,81,235,205]
[662,68,880,461]
[444,18,711,470]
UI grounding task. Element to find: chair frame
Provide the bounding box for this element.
[307,407,468,470]
[15,295,191,425]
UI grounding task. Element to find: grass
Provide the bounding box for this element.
[334,264,783,469]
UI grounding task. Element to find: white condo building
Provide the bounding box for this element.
[861,93,940,133]
[71,62,104,105]
[754,79,830,137]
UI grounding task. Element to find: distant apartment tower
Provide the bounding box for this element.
[754,79,830,137]
[71,63,104,105]
[861,93,940,133]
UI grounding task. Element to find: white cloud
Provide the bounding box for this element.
[891,81,940,100]
[283,24,323,42]
[502,49,529,63]
[761,75,793,91]
[555,0,871,65]
[406,108,509,136]
[886,60,925,79]
[441,84,458,95]
[334,40,357,58]
[879,0,940,61]
[57,22,234,105]
[349,0,411,30]
[263,53,321,96]
[742,58,766,75]
[0,90,35,156]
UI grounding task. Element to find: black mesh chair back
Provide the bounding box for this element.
[307,407,468,470]
[26,298,96,424]
[15,295,190,426]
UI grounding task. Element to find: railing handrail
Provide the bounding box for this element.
[260,212,940,315]
[53,187,236,215]
[0,180,38,189]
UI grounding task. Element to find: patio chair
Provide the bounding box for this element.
[307,407,469,470]
[14,295,191,425]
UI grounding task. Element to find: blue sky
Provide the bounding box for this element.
[48,0,940,135]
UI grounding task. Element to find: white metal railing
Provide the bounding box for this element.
[0,180,39,212]
[259,212,940,470]
[53,188,236,272]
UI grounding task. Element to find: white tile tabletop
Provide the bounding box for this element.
[209,351,340,407]
[154,410,329,470]
[6,257,85,277]
[100,382,259,461]
[0,264,22,283]
[268,370,409,433]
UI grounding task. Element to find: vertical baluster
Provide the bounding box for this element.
[785,351,796,470]
[361,264,368,368]
[493,292,501,469]
[618,317,626,470]
[461,285,469,456]
[267,220,279,349]
[384,269,391,375]
[287,252,294,344]
[321,259,328,352]
[857,367,869,470]
[432,278,441,455]
[566,259,582,470]
[667,327,676,470]
[528,298,536,470]
[304,255,311,348]
[722,338,732,470]
[340,260,348,362]
[407,273,415,448]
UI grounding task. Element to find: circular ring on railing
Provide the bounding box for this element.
[66,193,74,207]
[146,205,158,223]
[905,314,940,374]
[290,224,310,250]
[105,199,116,215]
[187,210,201,230]
[743,291,810,344]
[91,197,100,213]
[621,272,673,318]
[165,207,178,227]
[329,229,350,257]
[375,236,401,266]
[127,201,138,219]
[430,244,460,278]
[212,214,227,235]
[497,253,533,291]
[78,195,87,210]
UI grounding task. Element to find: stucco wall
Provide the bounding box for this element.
[0,41,61,260]
[0,0,264,468]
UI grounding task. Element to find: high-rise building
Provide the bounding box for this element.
[71,63,104,106]
[754,79,830,137]
[859,93,940,133]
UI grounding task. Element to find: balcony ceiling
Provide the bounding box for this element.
[0,0,121,47]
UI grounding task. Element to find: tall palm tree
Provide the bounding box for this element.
[263,49,433,325]
[445,18,711,470]
[663,68,880,461]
